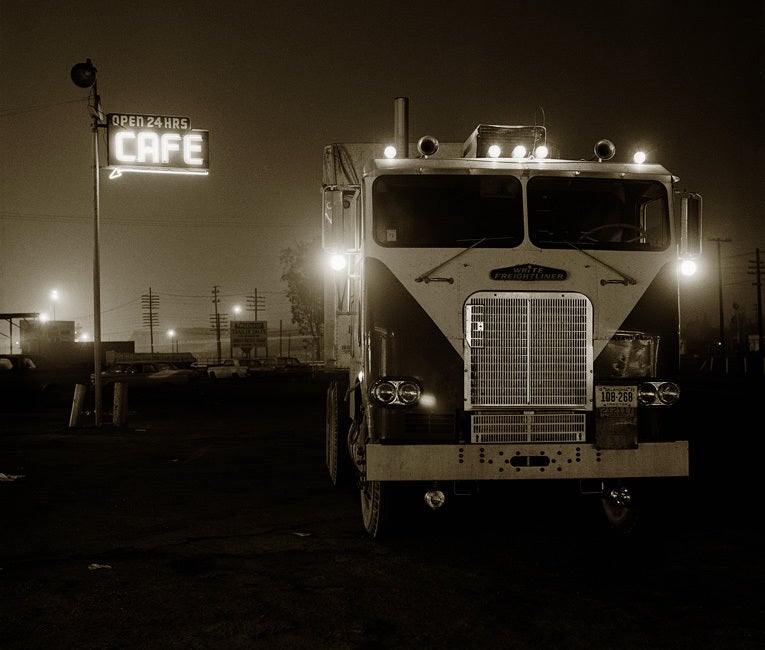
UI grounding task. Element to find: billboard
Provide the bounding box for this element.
[230,321,268,347]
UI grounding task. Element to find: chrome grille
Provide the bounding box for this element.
[465,292,592,408]
[471,413,586,443]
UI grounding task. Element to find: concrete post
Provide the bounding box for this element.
[113,381,128,427]
[68,383,88,428]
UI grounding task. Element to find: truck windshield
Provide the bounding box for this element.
[373,174,523,248]
[527,176,670,251]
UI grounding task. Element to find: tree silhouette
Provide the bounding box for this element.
[280,237,324,358]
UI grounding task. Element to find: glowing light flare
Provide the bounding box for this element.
[511,145,527,158]
[679,259,698,276]
[419,394,436,408]
[633,151,647,164]
[534,145,549,159]
[329,253,347,271]
[108,167,209,179]
[384,145,397,159]
[487,145,501,158]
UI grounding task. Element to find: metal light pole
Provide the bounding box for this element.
[71,59,104,426]
[710,237,732,369]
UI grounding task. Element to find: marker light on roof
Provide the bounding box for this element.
[633,151,647,164]
[511,145,527,158]
[487,144,501,158]
[534,145,549,159]
[384,145,397,159]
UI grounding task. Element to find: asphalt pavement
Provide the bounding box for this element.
[1,375,764,649]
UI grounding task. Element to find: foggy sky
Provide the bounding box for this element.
[1,0,763,349]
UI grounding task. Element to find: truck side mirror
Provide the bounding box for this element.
[677,191,702,258]
[322,186,360,253]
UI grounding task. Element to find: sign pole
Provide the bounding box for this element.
[92,97,103,426]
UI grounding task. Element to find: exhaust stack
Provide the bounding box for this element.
[394,96,409,158]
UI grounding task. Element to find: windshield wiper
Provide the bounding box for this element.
[563,240,636,285]
[414,238,489,283]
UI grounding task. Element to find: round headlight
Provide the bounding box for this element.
[397,381,421,405]
[638,383,657,405]
[657,382,680,405]
[371,381,396,404]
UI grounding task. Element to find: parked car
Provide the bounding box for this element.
[1,353,87,405]
[205,359,247,380]
[97,361,197,388]
[246,356,312,379]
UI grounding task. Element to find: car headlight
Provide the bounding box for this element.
[370,377,422,406]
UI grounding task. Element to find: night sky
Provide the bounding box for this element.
[1,0,763,349]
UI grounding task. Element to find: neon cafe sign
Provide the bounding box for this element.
[106,113,209,178]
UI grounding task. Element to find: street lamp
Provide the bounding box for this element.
[71,58,104,426]
[50,288,59,320]
[167,329,178,353]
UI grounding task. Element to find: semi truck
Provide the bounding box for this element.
[322,97,702,538]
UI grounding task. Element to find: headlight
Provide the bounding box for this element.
[657,382,680,405]
[637,383,657,405]
[370,377,422,406]
[638,381,680,406]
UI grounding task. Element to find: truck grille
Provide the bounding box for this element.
[465,292,592,409]
[471,412,586,443]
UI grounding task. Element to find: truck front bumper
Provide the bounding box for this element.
[365,441,688,481]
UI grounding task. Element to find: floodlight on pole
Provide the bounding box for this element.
[50,289,59,320]
[70,58,104,427]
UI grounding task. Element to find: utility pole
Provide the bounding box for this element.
[748,248,764,363]
[211,285,222,361]
[141,288,159,353]
[709,237,732,368]
[247,289,266,320]
[247,289,266,357]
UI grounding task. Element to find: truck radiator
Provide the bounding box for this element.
[471,412,586,443]
[465,292,593,409]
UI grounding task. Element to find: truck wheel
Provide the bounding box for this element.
[600,481,640,534]
[361,480,397,539]
[325,379,352,487]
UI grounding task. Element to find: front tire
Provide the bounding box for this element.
[360,480,399,539]
[325,379,352,487]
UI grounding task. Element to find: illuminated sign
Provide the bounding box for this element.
[106,113,209,175]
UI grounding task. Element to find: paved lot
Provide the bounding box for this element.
[1,376,764,649]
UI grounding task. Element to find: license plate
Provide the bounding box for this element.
[596,385,637,408]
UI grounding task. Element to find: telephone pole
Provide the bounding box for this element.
[749,248,764,363]
[210,286,222,361]
[141,288,159,353]
[709,237,732,366]
[247,289,266,320]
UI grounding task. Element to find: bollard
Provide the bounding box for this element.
[69,384,88,428]
[113,381,128,427]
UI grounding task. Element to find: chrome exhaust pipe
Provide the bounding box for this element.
[394,96,409,158]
